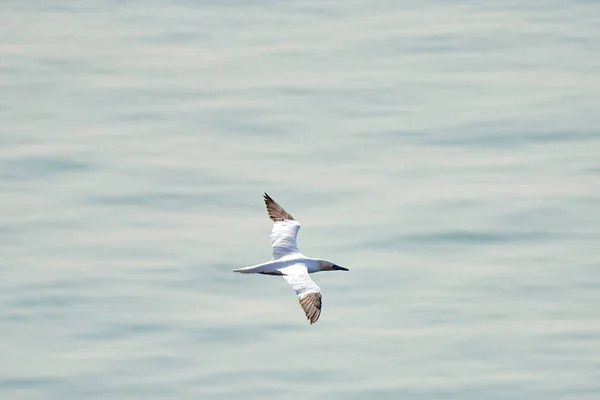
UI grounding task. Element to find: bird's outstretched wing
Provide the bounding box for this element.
[281,264,322,325]
[264,193,301,259]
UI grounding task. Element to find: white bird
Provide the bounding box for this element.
[234,193,349,325]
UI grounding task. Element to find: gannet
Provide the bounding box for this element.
[234,193,349,324]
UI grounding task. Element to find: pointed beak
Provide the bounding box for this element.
[332,265,349,271]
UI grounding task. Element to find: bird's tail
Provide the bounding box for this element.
[233,262,276,274]
[233,264,266,274]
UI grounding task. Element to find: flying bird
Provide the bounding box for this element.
[234,193,349,324]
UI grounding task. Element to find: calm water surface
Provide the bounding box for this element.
[1,1,599,399]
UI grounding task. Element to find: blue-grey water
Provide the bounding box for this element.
[1,1,599,399]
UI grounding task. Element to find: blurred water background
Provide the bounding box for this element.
[1,1,599,399]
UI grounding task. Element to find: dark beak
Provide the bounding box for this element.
[332,265,349,271]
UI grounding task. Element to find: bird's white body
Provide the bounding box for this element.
[235,257,321,274]
[234,195,348,324]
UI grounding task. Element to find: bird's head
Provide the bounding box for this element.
[318,260,349,272]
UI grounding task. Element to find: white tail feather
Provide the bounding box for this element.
[233,262,276,274]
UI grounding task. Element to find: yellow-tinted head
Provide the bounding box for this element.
[318,259,349,272]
